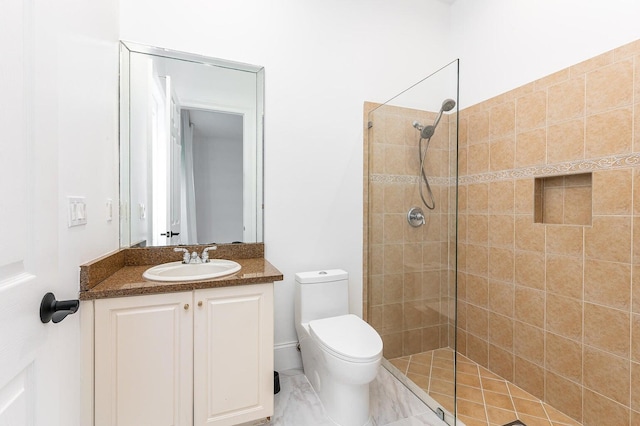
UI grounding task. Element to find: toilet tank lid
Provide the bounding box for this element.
[295,269,348,284]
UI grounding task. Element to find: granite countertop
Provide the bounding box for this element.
[79,243,283,301]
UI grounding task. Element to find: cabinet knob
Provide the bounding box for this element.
[198,301,203,307]
[184,303,190,310]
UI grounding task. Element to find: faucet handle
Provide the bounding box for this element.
[201,246,217,263]
[174,247,190,264]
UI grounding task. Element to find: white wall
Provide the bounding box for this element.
[120,0,454,368]
[49,0,119,423]
[451,0,640,107]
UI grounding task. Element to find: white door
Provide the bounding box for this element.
[0,0,63,424]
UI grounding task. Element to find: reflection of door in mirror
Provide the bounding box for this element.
[148,74,183,246]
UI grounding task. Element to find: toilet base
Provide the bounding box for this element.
[319,381,371,426]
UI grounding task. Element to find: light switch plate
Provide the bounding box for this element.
[68,196,87,227]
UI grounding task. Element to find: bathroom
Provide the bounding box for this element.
[2,0,640,425]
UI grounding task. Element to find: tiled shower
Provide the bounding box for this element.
[365,39,640,425]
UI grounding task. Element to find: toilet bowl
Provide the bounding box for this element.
[295,270,383,426]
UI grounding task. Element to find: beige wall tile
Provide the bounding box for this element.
[546,332,583,383]
[383,183,405,213]
[514,286,544,328]
[513,321,544,365]
[514,250,545,290]
[515,216,545,252]
[546,295,583,340]
[583,388,630,426]
[489,312,514,350]
[570,50,614,76]
[467,183,489,212]
[543,187,564,223]
[383,243,403,274]
[489,180,515,214]
[632,362,640,413]
[488,247,514,282]
[545,371,583,422]
[467,142,489,175]
[466,273,488,308]
[383,213,404,243]
[488,279,514,317]
[584,302,630,357]
[467,304,489,339]
[489,137,515,171]
[546,254,583,299]
[514,178,534,214]
[467,214,488,244]
[514,356,544,400]
[563,186,592,225]
[547,75,585,125]
[515,128,546,167]
[488,344,514,382]
[517,91,547,132]
[490,101,516,140]
[384,144,406,175]
[633,314,640,363]
[383,273,403,303]
[467,333,489,368]
[546,225,584,256]
[592,169,633,215]
[585,215,632,263]
[488,214,514,248]
[547,119,585,163]
[585,107,632,158]
[467,109,490,144]
[583,346,630,405]
[586,59,633,114]
[382,332,403,359]
[535,68,570,91]
[584,259,631,311]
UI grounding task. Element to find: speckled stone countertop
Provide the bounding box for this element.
[79,243,283,301]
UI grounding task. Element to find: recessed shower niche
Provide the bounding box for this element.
[534,173,592,225]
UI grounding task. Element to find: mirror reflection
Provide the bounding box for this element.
[120,42,264,248]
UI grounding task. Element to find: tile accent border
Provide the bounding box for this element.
[371,152,640,186]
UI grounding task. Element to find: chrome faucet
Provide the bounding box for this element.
[174,246,218,264]
[201,246,217,263]
[174,247,192,264]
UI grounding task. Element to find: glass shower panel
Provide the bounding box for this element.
[364,59,459,424]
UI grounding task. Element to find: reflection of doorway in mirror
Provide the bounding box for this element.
[182,109,244,244]
[149,73,168,246]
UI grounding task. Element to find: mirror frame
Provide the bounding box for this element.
[119,41,264,248]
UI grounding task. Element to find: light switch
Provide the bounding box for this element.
[106,199,113,222]
[68,196,87,227]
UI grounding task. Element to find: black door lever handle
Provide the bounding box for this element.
[40,292,79,323]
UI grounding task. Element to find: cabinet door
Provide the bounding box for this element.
[94,292,193,426]
[194,283,274,426]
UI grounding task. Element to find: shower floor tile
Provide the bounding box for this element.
[390,348,582,426]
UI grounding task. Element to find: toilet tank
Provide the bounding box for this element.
[295,269,349,325]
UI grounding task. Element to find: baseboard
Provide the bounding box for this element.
[274,341,302,371]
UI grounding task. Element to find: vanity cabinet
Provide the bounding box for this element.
[93,283,274,426]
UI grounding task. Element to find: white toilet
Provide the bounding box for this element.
[294,269,383,426]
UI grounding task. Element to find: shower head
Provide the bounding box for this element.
[412,98,456,139]
[420,125,436,139]
[441,98,456,112]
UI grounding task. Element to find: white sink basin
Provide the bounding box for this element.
[143,260,241,282]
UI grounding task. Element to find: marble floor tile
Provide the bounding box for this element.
[270,367,447,426]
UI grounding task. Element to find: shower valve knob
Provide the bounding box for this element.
[407,207,425,227]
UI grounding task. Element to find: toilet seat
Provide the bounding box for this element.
[309,314,383,363]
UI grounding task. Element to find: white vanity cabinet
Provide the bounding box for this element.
[92,283,274,426]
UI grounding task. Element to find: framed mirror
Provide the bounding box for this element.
[119,42,264,248]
